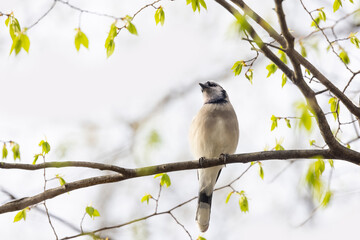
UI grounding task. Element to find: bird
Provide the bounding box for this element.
[189,81,239,232]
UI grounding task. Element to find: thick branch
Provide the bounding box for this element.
[214,0,294,81]
[230,0,286,46]
[227,0,360,119]
[2,149,359,215]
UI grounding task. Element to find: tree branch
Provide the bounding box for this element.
[2,149,359,215]
[223,0,360,119]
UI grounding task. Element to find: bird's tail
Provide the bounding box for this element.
[196,191,213,232]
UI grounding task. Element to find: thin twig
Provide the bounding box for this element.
[43,155,59,240]
[27,0,57,30]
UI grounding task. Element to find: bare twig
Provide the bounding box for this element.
[26,0,57,30]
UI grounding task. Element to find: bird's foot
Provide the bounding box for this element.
[220,153,229,166]
[199,157,206,168]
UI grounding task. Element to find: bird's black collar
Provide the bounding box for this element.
[205,98,228,104]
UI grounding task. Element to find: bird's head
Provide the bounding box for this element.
[199,81,229,104]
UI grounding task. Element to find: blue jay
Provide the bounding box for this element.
[189,81,239,232]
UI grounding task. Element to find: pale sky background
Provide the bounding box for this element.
[1,0,360,239]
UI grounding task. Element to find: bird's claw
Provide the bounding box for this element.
[199,157,206,168]
[220,153,229,166]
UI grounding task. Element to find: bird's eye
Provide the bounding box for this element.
[208,82,216,87]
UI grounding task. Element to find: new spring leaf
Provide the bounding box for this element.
[39,140,51,154]
[12,143,20,161]
[266,63,277,78]
[124,16,138,35]
[333,0,342,12]
[105,22,117,58]
[2,144,7,159]
[154,173,171,187]
[231,61,244,77]
[238,193,249,213]
[270,115,278,131]
[350,32,360,48]
[329,97,340,120]
[155,7,165,26]
[14,208,29,222]
[86,206,100,219]
[245,69,253,84]
[186,0,207,12]
[225,191,234,203]
[74,28,89,51]
[339,50,350,64]
[141,194,152,204]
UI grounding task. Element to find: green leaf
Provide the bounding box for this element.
[105,22,117,58]
[285,118,291,128]
[20,33,30,53]
[259,164,264,180]
[274,138,285,151]
[239,194,249,213]
[141,194,152,204]
[56,174,66,186]
[321,191,332,207]
[147,130,161,147]
[93,209,100,217]
[32,154,40,165]
[266,63,278,78]
[270,115,278,131]
[278,50,287,64]
[41,141,51,154]
[106,39,115,58]
[154,173,164,179]
[86,206,100,219]
[245,69,253,84]
[107,22,118,41]
[2,144,8,159]
[339,50,350,64]
[296,102,313,131]
[186,0,207,12]
[281,73,287,88]
[75,29,89,51]
[231,13,251,35]
[333,0,342,12]
[301,44,307,57]
[305,160,324,199]
[154,173,171,187]
[197,237,207,240]
[8,17,21,40]
[316,158,325,174]
[225,191,234,203]
[349,33,360,48]
[199,0,207,10]
[161,173,171,187]
[329,97,339,120]
[14,209,27,222]
[155,7,165,26]
[10,35,22,56]
[319,9,326,21]
[126,21,138,35]
[311,16,320,28]
[11,144,20,161]
[86,206,94,216]
[328,159,334,168]
[5,17,9,27]
[231,61,243,77]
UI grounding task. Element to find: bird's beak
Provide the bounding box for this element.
[199,82,208,90]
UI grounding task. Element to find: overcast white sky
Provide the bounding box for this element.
[1,0,360,239]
